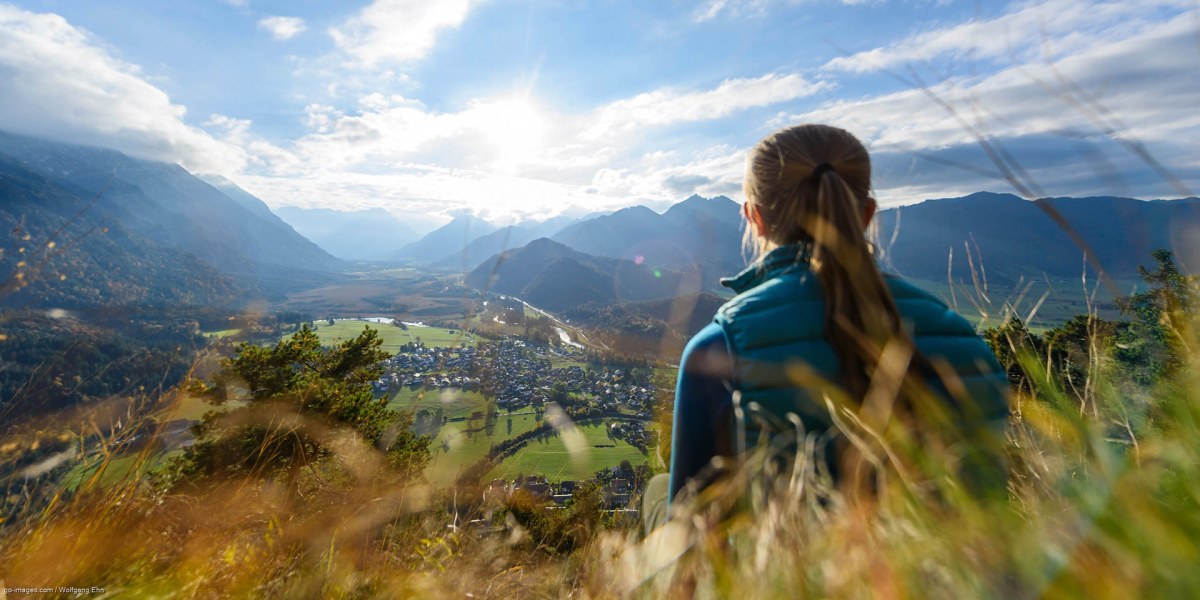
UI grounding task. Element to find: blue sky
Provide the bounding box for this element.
[0,1,1196,229]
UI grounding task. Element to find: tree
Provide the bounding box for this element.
[1115,249,1196,377]
[173,325,430,498]
[983,317,1050,395]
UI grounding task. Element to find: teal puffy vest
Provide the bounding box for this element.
[714,244,1010,491]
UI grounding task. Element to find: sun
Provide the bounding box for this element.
[473,95,545,172]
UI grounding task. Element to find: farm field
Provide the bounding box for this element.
[386,387,489,420]
[424,412,543,487]
[304,320,475,353]
[548,356,590,370]
[386,388,654,486]
[905,276,1132,331]
[160,393,246,422]
[62,449,183,492]
[485,419,649,483]
[203,328,242,339]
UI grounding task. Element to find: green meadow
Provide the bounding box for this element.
[62,449,184,492]
[486,419,649,482]
[423,412,544,487]
[386,388,652,486]
[386,387,489,420]
[304,320,476,352]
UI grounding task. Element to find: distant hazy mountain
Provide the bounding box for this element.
[430,214,581,270]
[466,238,699,312]
[0,131,341,295]
[542,191,1199,292]
[875,191,1200,281]
[275,206,418,260]
[432,225,535,270]
[552,205,679,260]
[395,215,499,262]
[663,194,745,279]
[0,155,236,308]
[548,195,744,291]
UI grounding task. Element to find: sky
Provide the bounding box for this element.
[0,0,1197,230]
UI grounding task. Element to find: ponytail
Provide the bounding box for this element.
[744,125,937,421]
[807,167,902,401]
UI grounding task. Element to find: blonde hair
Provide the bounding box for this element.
[743,124,911,402]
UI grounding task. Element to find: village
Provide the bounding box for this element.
[375,337,655,422]
[372,335,658,507]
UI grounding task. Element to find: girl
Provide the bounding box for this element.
[658,124,1009,521]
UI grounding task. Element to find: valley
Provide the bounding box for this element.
[4,128,1198,527]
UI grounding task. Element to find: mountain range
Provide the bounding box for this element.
[460,191,1200,330]
[4,129,1197,315]
[466,238,701,313]
[873,191,1200,282]
[0,154,237,308]
[0,130,341,305]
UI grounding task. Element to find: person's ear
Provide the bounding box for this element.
[743,202,766,236]
[861,197,877,229]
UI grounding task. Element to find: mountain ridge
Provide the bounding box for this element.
[0,130,341,295]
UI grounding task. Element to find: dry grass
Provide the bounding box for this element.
[1,296,1196,598]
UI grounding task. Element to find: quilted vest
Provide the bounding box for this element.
[713,244,1010,489]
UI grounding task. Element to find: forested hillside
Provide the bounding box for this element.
[467,238,699,311]
[0,130,341,295]
[0,156,236,308]
[874,191,1200,281]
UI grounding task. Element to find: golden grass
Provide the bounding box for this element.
[2,302,1196,598]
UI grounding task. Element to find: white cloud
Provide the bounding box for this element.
[788,9,1200,202]
[799,10,1200,150]
[228,70,818,220]
[693,0,871,22]
[222,72,817,219]
[0,5,245,174]
[694,0,770,21]
[329,0,475,68]
[585,73,828,139]
[823,0,1189,74]
[257,15,306,41]
[235,165,617,225]
[586,147,748,202]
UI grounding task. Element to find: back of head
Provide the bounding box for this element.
[743,124,902,403]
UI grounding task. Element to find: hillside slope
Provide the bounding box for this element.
[0,155,236,308]
[0,130,341,294]
[395,215,498,262]
[466,238,699,312]
[874,192,1200,281]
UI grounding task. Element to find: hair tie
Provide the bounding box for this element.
[812,162,835,179]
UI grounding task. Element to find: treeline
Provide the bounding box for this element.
[564,294,725,361]
[984,248,1194,414]
[0,311,201,421]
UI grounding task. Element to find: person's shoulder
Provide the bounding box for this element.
[717,268,822,321]
[680,322,732,378]
[684,322,727,355]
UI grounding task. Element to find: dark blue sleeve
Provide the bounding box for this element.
[668,322,734,512]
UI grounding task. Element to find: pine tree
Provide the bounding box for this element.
[171,325,430,497]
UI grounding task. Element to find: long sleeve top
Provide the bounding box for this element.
[667,322,735,509]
